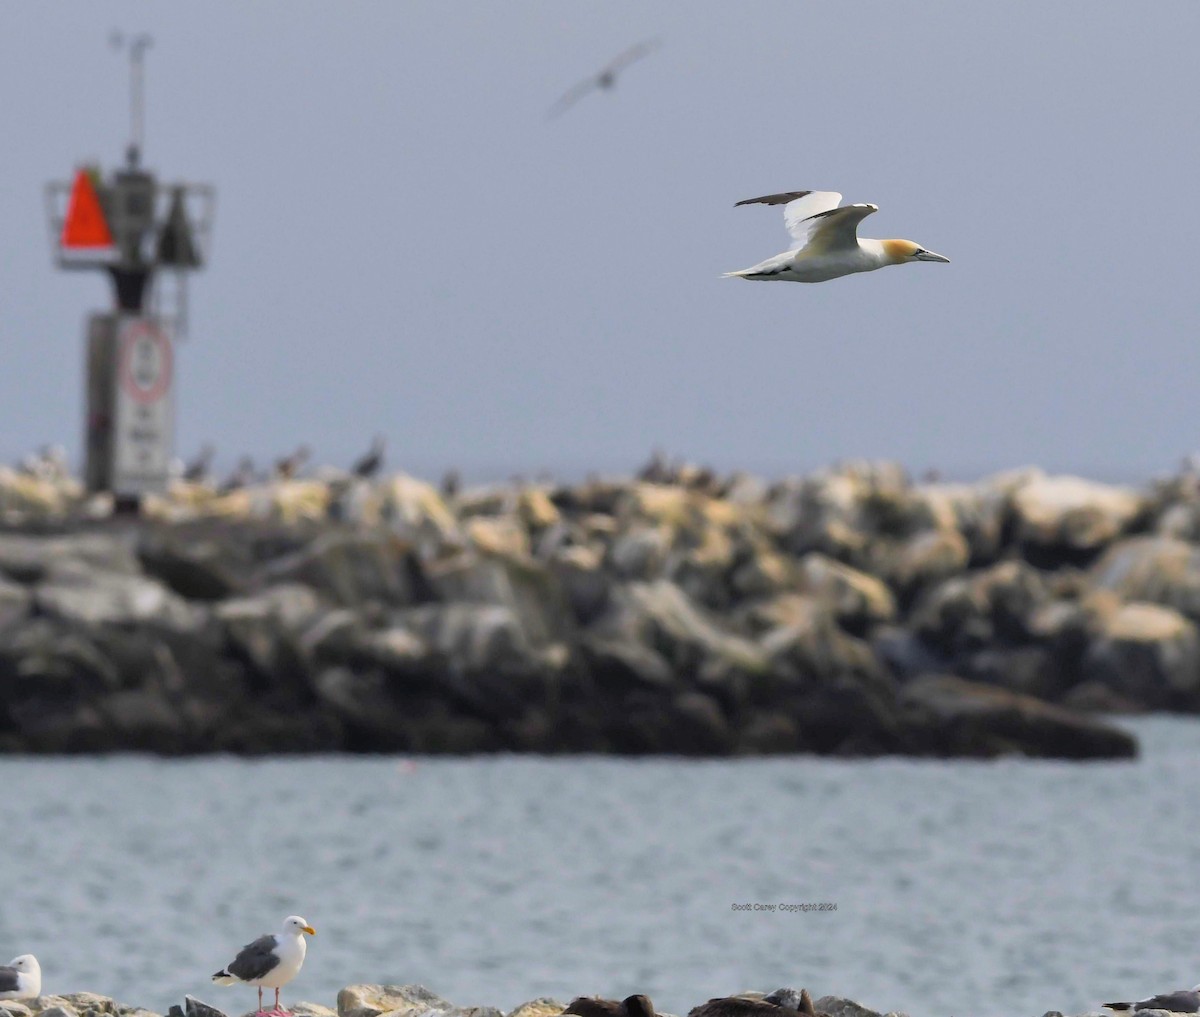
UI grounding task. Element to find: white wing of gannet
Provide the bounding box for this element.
[735,191,878,253]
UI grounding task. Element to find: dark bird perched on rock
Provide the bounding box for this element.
[636,448,674,484]
[183,444,215,482]
[547,38,661,119]
[688,989,818,1017]
[218,456,257,493]
[274,445,311,481]
[1105,986,1200,1013]
[564,996,657,1017]
[351,435,386,478]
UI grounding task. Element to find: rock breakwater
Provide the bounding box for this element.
[0,986,911,1017]
[5,458,1197,758]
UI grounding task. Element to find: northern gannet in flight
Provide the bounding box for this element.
[547,39,661,119]
[725,190,949,283]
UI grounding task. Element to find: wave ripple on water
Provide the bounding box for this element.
[1,717,1197,1017]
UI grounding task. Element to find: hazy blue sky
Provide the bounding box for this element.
[3,3,1199,483]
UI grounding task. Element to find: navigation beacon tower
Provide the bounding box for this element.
[44,34,215,502]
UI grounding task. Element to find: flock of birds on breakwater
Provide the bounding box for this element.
[179,434,388,492]
[12,435,390,492]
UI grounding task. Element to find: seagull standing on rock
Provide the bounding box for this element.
[725,190,949,283]
[212,916,315,1017]
[0,955,40,1000]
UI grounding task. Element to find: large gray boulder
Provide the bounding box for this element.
[0,532,140,582]
[1010,473,1144,560]
[1080,599,1200,707]
[911,560,1049,655]
[215,583,325,686]
[504,1002,566,1017]
[599,579,768,676]
[899,673,1137,758]
[424,547,575,648]
[35,561,201,632]
[0,572,31,630]
[795,553,896,632]
[1090,536,1200,620]
[337,985,501,1017]
[137,524,258,600]
[260,530,421,608]
[813,999,909,1017]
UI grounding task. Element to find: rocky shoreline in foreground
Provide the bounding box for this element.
[0,983,1136,1017]
[0,985,921,1017]
[7,458,1200,758]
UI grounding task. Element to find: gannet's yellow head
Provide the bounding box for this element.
[882,239,950,265]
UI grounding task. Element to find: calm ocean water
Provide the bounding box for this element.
[1,718,1198,1017]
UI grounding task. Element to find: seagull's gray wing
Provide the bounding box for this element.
[0,967,19,994]
[225,935,281,982]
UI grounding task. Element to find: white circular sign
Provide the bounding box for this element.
[119,320,172,404]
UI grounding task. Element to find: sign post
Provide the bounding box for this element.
[84,314,175,497]
[45,39,213,506]
[114,316,174,493]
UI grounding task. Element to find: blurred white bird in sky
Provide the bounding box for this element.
[547,38,661,119]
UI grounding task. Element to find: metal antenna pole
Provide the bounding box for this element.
[112,31,153,166]
[130,35,152,158]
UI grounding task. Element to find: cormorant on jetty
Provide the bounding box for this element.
[351,434,386,478]
[274,445,311,481]
[183,444,215,482]
[218,456,257,494]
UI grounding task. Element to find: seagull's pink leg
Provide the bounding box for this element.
[254,986,268,1017]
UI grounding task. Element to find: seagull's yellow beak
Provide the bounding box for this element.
[302,925,315,936]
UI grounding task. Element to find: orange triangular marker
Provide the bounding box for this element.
[61,169,114,248]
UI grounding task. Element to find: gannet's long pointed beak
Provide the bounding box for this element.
[915,249,950,263]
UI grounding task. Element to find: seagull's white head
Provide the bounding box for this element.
[882,239,950,265]
[7,956,38,975]
[283,916,316,937]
